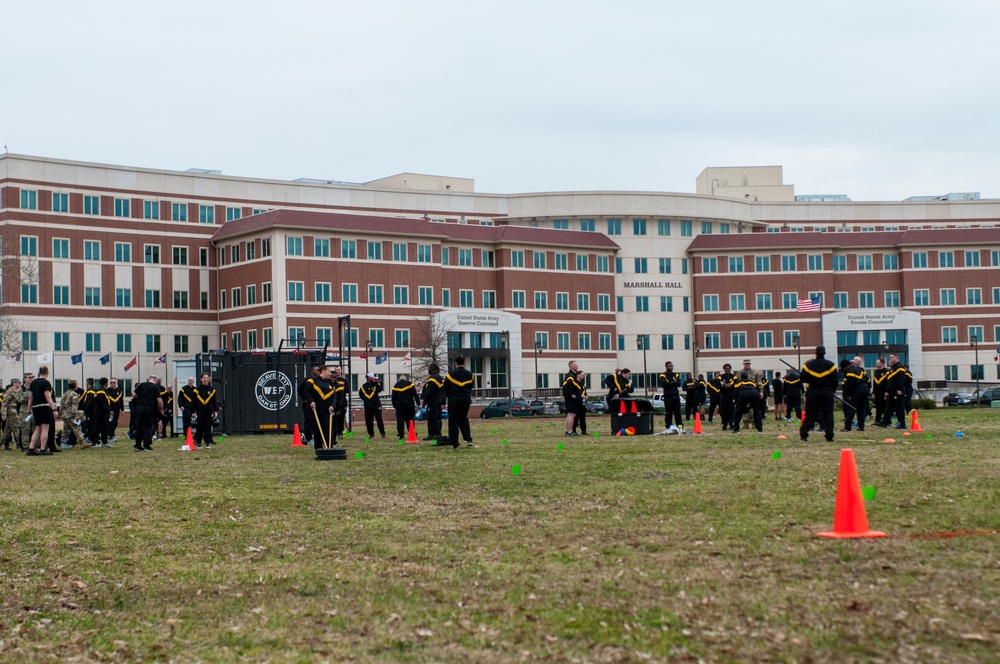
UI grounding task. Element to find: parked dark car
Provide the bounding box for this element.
[586,398,609,414]
[527,399,546,415]
[943,392,976,406]
[553,400,567,414]
[974,388,1000,405]
[480,399,533,419]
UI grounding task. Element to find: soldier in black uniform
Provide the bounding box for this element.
[841,357,870,432]
[131,375,163,452]
[799,346,838,443]
[444,355,474,448]
[91,377,112,448]
[421,364,444,442]
[359,372,386,439]
[718,364,736,430]
[705,373,721,423]
[902,365,914,415]
[160,385,174,438]
[298,366,320,445]
[80,378,96,444]
[193,373,221,448]
[305,366,336,448]
[876,354,907,429]
[178,376,197,438]
[871,358,888,425]
[330,366,348,441]
[683,375,699,422]
[391,373,420,440]
[731,372,763,434]
[771,372,785,421]
[783,368,802,422]
[106,378,123,443]
[604,368,633,414]
[657,361,682,429]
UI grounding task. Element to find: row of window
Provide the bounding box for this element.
[698,325,1000,351]
[700,287,1000,312]
[23,285,215,309]
[20,332,204,354]
[20,236,210,266]
[17,189,266,223]
[700,250,1000,273]
[551,218,703,237]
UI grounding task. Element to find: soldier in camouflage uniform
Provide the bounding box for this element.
[738,359,765,429]
[1,378,24,450]
[59,380,91,448]
[20,373,36,446]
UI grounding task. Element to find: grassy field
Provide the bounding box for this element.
[2,408,999,663]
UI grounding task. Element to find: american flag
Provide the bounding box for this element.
[797,296,821,312]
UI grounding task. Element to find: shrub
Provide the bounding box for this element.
[911,398,937,410]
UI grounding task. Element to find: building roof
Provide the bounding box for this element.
[211,208,620,250]
[686,228,1000,252]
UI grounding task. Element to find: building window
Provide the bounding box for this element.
[535,331,548,350]
[704,333,720,350]
[144,245,160,264]
[482,250,495,267]
[52,238,70,259]
[116,288,132,307]
[245,285,256,305]
[615,258,622,274]
[368,328,384,348]
[633,219,647,235]
[170,203,187,222]
[226,207,241,222]
[553,219,568,230]
[607,219,621,235]
[288,282,304,302]
[966,288,982,305]
[554,253,568,270]
[85,287,101,307]
[339,239,356,259]
[199,205,215,224]
[833,292,848,308]
[80,240,100,261]
[576,254,589,271]
[482,290,496,308]
[342,283,358,303]
[597,256,609,272]
[857,255,873,270]
[440,247,449,265]
[314,238,330,257]
[578,333,591,350]
[459,289,474,307]
[884,291,900,307]
[245,241,256,260]
[912,251,928,268]
[144,201,159,220]
[85,333,101,352]
[53,332,69,352]
[577,293,590,310]
[635,296,649,312]
[557,332,570,350]
[781,255,797,271]
[84,195,100,215]
[914,289,929,306]
[52,193,69,212]
[394,329,410,348]
[22,332,38,351]
[114,198,131,218]
[286,237,302,256]
[660,296,672,312]
[173,291,189,309]
[942,327,957,343]
[729,294,745,311]
[511,290,525,308]
[832,255,846,271]
[968,325,984,343]
[418,244,432,263]
[660,334,674,350]
[20,236,37,256]
[756,293,772,310]
[703,294,719,311]
[598,294,610,311]
[940,289,956,305]
[392,242,407,261]
[680,220,693,236]
[883,253,899,269]
[316,282,331,302]
[784,331,799,347]
[114,243,131,262]
[420,286,434,306]
[20,190,38,209]
[260,282,271,304]
[944,365,958,380]
[534,291,548,309]
[757,331,773,348]
[174,335,189,354]
[442,289,450,307]
[146,334,161,353]
[938,251,954,268]
[701,222,712,235]
[728,257,744,273]
[580,219,595,232]
[394,285,409,305]
[455,248,471,266]
[599,333,612,350]
[657,219,671,235]
[656,257,672,274]
[171,246,188,265]
[858,291,874,308]
[145,290,161,308]
[632,257,647,274]
[21,283,38,303]
[755,256,770,272]
[782,293,798,309]
[368,284,384,304]
[510,249,524,267]
[53,285,70,305]
[116,334,131,353]
[808,254,823,270]
[731,332,747,349]
[367,241,383,260]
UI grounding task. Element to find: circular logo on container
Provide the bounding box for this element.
[255,371,293,411]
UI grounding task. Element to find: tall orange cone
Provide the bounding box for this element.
[910,410,922,432]
[630,400,638,414]
[818,449,886,539]
[693,412,703,434]
[292,423,305,447]
[619,399,626,415]
[406,420,419,444]
[185,427,196,451]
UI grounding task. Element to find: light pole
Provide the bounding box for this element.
[971,333,980,405]
[501,331,511,416]
[365,340,373,377]
[792,333,801,371]
[636,335,648,397]
[693,341,701,379]
[534,341,542,398]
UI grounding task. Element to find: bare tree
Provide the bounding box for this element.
[0,229,38,358]
[408,314,453,378]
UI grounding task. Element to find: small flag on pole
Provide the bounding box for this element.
[994,346,1000,362]
[326,351,341,361]
[797,296,821,312]
[359,352,367,359]
[37,352,53,364]
[71,352,83,365]
[375,351,389,365]
[400,351,411,367]
[10,352,22,362]
[154,353,167,365]
[124,356,138,372]
[99,352,111,365]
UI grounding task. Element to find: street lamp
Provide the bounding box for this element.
[534,341,542,398]
[636,335,648,397]
[500,331,511,416]
[693,341,701,379]
[971,333,980,405]
[792,333,801,371]
[365,340,373,376]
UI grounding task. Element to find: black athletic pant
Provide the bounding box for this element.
[425,403,442,439]
[447,397,472,445]
[719,396,735,429]
[663,395,682,428]
[732,391,762,432]
[785,396,802,421]
[800,391,834,441]
[364,406,385,437]
[396,407,415,440]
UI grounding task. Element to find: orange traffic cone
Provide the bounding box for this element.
[818,449,886,539]
[693,412,703,434]
[292,423,305,447]
[630,400,638,414]
[910,410,922,432]
[406,420,419,444]
[185,427,196,451]
[619,399,626,415]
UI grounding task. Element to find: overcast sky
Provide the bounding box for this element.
[3,1,998,201]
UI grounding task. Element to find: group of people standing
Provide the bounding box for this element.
[300,355,476,449]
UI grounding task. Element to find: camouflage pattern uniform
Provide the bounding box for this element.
[59,389,88,447]
[2,381,26,449]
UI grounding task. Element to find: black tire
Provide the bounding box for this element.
[480,412,488,420]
